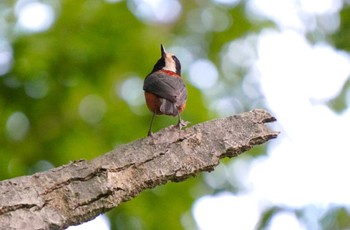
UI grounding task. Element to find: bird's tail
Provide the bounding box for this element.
[159,99,178,116]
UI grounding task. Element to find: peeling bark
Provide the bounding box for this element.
[0,109,279,229]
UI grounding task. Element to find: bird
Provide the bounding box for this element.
[143,44,187,137]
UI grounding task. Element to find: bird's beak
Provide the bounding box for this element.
[161,44,167,58]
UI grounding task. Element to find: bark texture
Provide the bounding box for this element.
[0,109,279,229]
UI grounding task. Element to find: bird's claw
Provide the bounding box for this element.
[147,131,154,137]
[176,119,190,130]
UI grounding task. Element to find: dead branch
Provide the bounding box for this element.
[0,109,278,229]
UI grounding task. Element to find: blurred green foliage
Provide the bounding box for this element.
[1,0,350,229]
[1,1,251,229]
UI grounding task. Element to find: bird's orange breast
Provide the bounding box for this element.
[145,92,162,115]
[177,101,186,114]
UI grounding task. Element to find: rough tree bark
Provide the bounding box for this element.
[0,109,278,230]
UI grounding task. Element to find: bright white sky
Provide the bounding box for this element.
[9,0,350,229]
[193,0,350,229]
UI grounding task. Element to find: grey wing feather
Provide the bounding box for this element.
[143,73,187,104]
[176,84,187,107]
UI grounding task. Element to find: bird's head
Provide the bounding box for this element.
[151,44,181,75]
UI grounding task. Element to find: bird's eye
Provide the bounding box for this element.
[172,56,178,62]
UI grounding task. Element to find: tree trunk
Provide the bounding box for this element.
[0,109,278,229]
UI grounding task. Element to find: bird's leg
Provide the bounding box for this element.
[147,112,156,137]
[176,111,187,130]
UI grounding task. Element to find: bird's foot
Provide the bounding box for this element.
[176,119,190,130]
[147,131,154,137]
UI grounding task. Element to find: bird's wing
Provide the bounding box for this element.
[143,72,187,105]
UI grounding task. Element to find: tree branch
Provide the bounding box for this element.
[0,109,279,229]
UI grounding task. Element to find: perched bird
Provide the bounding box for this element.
[143,44,187,136]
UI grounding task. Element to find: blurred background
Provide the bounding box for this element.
[1,0,350,229]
